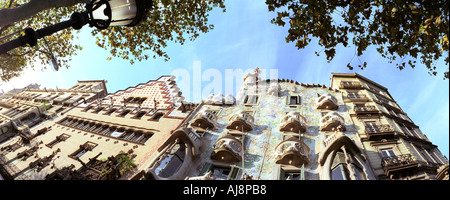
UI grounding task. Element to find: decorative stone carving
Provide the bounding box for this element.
[317,93,338,110]
[320,111,345,131]
[279,111,307,133]
[274,137,310,167]
[226,111,254,132]
[210,134,243,163]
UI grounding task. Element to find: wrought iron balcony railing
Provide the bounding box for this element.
[354,105,378,113]
[339,81,362,89]
[364,124,395,140]
[381,154,420,178]
[365,124,394,134]
[381,154,417,169]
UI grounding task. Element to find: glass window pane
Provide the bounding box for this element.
[331,166,345,180]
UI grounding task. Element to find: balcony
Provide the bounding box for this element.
[317,93,338,110]
[226,111,254,132]
[279,112,307,133]
[354,105,379,114]
[365,124,395,140]
[210,134,243,163]
[339,81,362,89]
[381,154,419,179]
[274,137,310,167]
[346,94,369,102]
[191,110,217,130]
[320,112,346,132]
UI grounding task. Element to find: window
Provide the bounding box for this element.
[401,125,420,138]
[105,108,117,115]
[407,126,420,138]
[198,163,241,180]
[138,133,152,143]
[243,95,259,105]
[118,109,131,117]
[429,149,444,164]
[133,111,146,119]
[155,142,186,178]
[364,121,380,133]
[279,167,305,180]
[331,151,366,180]
[418,148,435,163]
[211,166,241,180]
[69,142,97,159]
[380,149,396,158]
[209,109,221,116]
[287,95,301,106]
[368,85,383,95]
[151,112,164,121]
[341,81,353,86]
[347,92,361,99]
[92,106,104,113]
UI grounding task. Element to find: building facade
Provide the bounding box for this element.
[141,69,448,180]
[0,70,447,180]
[330,73,448,180]
[0,76,188,180]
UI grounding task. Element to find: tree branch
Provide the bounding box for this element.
[0,0,90,27]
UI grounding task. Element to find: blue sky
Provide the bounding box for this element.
[1,1,448,158]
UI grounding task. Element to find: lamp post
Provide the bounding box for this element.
[0,0,152,55]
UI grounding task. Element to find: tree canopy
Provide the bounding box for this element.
[1,0,448,81]
[0,0,225,81]
[266,0,449,79]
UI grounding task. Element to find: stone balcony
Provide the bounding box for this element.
[226,111,254,132]
[279,111,307,133]
[320,112,346,132]
[274,137,310,167]
[210,134,243,163]
[317,93,338,110]
[191,110,217,130]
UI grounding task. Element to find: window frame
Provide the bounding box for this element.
[243,95,259,106]
[286,95,301,106]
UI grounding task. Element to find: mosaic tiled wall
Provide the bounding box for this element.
[190,81,359,180]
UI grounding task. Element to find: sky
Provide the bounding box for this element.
[0,1,448,158]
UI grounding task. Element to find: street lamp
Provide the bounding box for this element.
[88,0,150,29]
[0,0,153,55]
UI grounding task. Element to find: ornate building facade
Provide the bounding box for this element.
[330,73,448,180]
[0,71,448,180]
[141,69,448,180]
[0,76,187,180]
